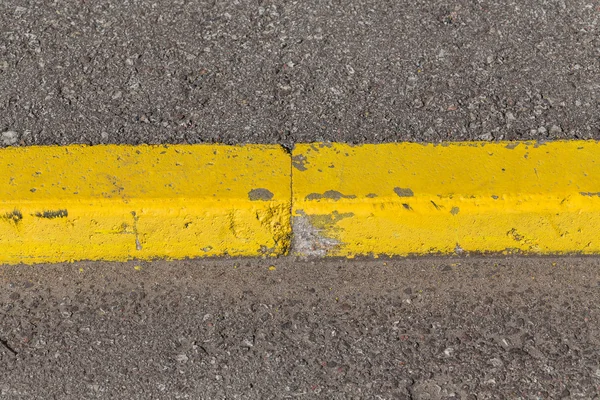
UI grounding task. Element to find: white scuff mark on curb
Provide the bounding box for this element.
[292,214,340,257]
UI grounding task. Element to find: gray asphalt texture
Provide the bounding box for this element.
[1,258,600,399]
[1,0,600,146]
[3,1,600,399]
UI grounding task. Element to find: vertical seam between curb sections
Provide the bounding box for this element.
[288,145,294,256]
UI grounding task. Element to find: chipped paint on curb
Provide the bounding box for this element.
[292,141,600,257]
[3,141,600,264]
[0,145,291,264]
[291,213,341,257]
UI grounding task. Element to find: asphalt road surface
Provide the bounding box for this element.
[1,258,600,399]
[2,1,600,399]
[1,0,599,146]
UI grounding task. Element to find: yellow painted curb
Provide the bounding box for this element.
[292,141,600,257]
[0,145,291,264]
[3,141,600,264]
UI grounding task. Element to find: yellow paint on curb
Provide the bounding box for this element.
[0,145,291,264]
[292,141,600,257]
[3,141,600,264]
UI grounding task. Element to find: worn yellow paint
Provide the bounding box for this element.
[5,141,600,263]
[0,145,291,264]
[292,141,600,257]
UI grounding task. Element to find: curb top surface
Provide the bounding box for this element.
[0,144,289,201]
[293,141,600,197]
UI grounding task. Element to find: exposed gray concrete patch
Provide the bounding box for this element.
[580,192,600,197]
[304,190,356,201]
[292,214,340,257]
[248,188,274,201]
[292,155,308,171]
[394,187,414,197]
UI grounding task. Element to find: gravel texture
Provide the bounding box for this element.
[1,257,600,399]
[1,0,599,146]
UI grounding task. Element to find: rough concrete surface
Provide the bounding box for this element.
[1,258,600,399]
[1,0,599,146]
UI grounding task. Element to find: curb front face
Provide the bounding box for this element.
[0,145,291,264]
[292,141,600,257]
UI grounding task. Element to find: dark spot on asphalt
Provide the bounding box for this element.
[280,321,292,330]
[35,209,68,219]
[248,188,274,201]
[305,190,357,201]
[3,209,23,224]
[450,207,460,215]
[394,187,414,197]
[292,154,307,171]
